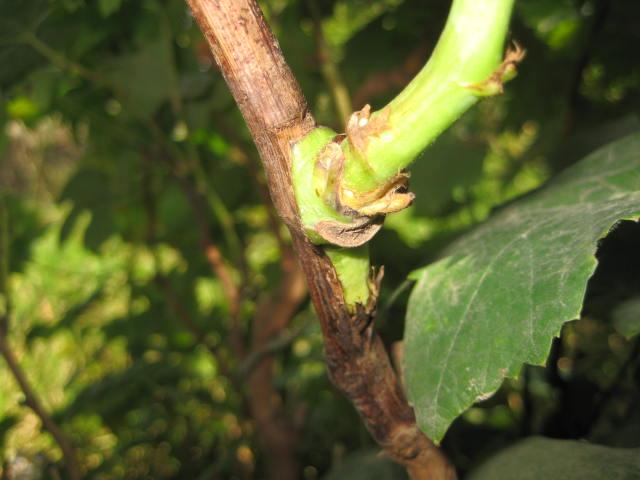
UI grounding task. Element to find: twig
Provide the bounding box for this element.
[0,338,82,480]
[166,161,246,358]
[241,131,310,479]
[238,321,309,379]
[21,32,109,88]
[245,155,290,256]
[204,115,291,258]
[140,153,237,379]
[185,1,455,478]
[245,247,307,480]
[189,151,246,272]
[0,198,82,480]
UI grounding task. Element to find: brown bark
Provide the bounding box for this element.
[0,335,81,480]
[246,249,306,480]
[154,141,306,478]
[185,1,456,478]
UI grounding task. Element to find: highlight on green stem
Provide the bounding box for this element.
[325,245,371,308]
[291,0,520,308]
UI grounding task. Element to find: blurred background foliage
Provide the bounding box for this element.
[0,0,638,478]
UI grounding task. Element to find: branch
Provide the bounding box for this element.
[0,198,81,480]
[185,1,454,478]
[245,248,307,480]
[140,154,237,378]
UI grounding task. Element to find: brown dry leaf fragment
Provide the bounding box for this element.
[346,104,392,157]
[355,191,414,216]
[366,265,384,312]
[315,215,384,248]
[339,171,414,216]
[499,41,526,80]
[463,41,526,96]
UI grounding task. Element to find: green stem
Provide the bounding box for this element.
[22,32,111,89]
[291,0,517,309]
[325,245,371,309]
[342,0,516,191]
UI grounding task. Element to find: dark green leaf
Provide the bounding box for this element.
[405,134,640,442]
[469,437,640,480]
[323,449,406,480]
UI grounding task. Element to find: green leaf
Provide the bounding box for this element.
[323,449,406,480]
[6,96,40,120]
[469,437,640,480]
[98,0,122,17]
[404,133,640,442]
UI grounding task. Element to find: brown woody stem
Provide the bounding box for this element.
[185,1,456,478]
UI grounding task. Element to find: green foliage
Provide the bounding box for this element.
[469,437,640,480]
[405,134,640,442]
[323,449,406,480]
[0,0,639,478]
[613,298,640,340]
